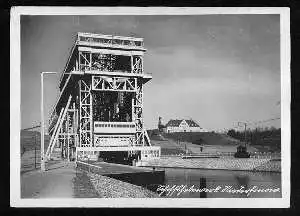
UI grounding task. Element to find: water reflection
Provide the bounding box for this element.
[234,175,250,198]
[160,168,281,198]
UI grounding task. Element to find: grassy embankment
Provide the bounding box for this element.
[146,130,280,172]
[148,130,259,155]
[20,130,53,173]
[20,130,51,152]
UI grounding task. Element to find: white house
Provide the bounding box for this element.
[165,119,206,133]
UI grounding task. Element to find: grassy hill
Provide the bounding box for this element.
[227,128,281,153]
[147,130,263,155]
[150,140,186,155]
[253,135,281,152]
[163,132,241,146]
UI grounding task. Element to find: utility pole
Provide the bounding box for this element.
[41,71,57,172]
[41,72,45,172]
[238,122,248,148]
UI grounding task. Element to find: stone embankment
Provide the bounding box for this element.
[253,159,281,172]
[139,157,281,172]
[87,172,158,198]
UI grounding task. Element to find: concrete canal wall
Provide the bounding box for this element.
[76,161,164,197]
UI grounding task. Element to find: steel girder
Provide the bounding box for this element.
[92,76,137,92]
[79,79,93,147]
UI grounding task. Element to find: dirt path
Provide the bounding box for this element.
[21,160,157,198]
[21,161,78,198]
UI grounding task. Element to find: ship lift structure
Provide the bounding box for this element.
[45,32,160,164]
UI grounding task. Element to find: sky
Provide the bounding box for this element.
[20,14,281,131]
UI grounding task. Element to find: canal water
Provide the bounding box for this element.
[157,168,281,198]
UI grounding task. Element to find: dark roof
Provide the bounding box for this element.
[186,119,200,127]
[166,119,200,128]
[165,119,182,127]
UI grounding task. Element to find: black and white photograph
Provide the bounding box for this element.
[10,7,290,208]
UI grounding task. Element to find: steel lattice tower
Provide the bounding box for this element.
[46,32,160,162]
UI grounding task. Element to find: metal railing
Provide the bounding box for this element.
[79,65,146,75]
[78,35,144,50]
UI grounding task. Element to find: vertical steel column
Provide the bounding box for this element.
[67,111,70,161]
[133,80,144,146]
[141,56,144,74]
[141,84,145,146]
[89,52,92,69]
[131,55,133,73]
[64,119,66,159]
[79,79,93,147]
[90,78,93,147]
[78,80,82,147]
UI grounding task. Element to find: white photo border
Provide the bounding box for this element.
[10,7,290,208]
